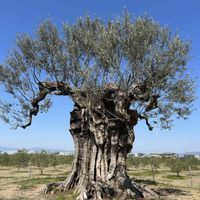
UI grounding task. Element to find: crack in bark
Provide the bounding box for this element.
[44,90,159,199]
[23,83,159,199]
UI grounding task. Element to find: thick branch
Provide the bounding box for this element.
[138,114,153,131]
[145,95,159,112]
[128,84,150,102]
[21,82,72,129]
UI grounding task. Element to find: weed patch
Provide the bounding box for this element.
[18,176,66,190]
[128,170,160,177]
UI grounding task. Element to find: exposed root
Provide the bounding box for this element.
[76,181,115,200]
[44,182,65,194]
[43,179,159,200]
[75,181,145,200]
[141,186,160,199]
[43,102,160,200]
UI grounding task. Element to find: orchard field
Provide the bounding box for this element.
[0,152,200,200]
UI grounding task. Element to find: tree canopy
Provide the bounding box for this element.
[0,12,196,129]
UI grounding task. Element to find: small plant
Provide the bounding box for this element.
[165,158,184,177]
[55,193,66,200]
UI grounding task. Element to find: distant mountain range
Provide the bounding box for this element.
[0,146,199,156]
[0,146,72,153]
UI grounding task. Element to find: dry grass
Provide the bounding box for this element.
[0,165,200,199]
[0,165,72,200]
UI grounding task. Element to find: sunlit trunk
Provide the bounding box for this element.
[45,98,146,199]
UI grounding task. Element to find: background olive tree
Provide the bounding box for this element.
[14,149,29,171]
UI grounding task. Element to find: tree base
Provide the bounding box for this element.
[44,178,159,200]
[43,103,160,199]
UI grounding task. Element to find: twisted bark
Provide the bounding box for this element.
[44,90,148,199]
[42,85,159,199]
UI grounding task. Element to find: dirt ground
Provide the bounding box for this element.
[0,165,200,200]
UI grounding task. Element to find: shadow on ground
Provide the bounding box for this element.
[134,178,157,185]
[154,187,188,197]
[132,178,189,199]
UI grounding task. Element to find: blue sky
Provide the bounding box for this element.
[0,0,199,153]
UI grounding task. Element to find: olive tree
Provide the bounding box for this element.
[36,150,49,175]
[166,158,183,177]
[14,149,29,171]
[0,152,10,167]
[0,12,195,199]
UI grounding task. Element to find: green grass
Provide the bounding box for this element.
[55,193,66,200]
[17,176,66,190]
[53,190,79,200]
[163,175,187,180]
[128,170,161,177]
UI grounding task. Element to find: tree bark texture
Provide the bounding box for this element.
[44,89,157,199]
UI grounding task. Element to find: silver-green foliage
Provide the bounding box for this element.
[0,11,196,129]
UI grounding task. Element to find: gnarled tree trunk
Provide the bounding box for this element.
[44,89,156,199]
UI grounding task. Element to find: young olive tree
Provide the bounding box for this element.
[0,152,10,167]
[0,12,196,199]
[36,150,49,175]
[14,149,29,171]
[166,158,184,177]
